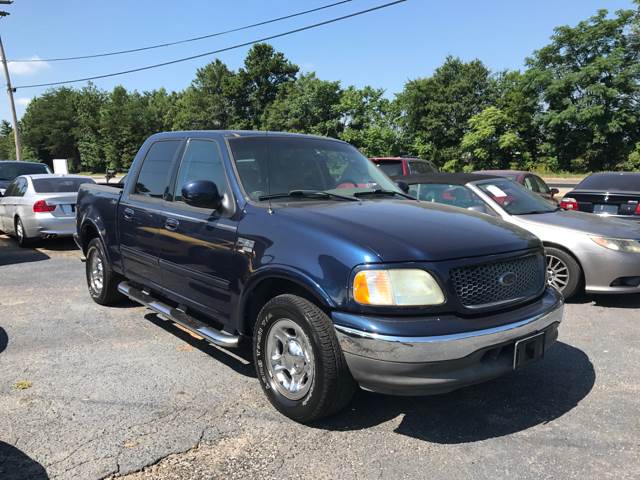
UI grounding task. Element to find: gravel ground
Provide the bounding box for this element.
[0,234,638,480]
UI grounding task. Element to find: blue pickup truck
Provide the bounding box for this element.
[75,131,564,423]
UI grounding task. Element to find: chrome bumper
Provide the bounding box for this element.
[335,296,563,363]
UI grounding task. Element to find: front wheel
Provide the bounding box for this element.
[254,294,355,423]
[545,246,581,299]
[86,237,125,305]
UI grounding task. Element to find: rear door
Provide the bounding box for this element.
[118,140,183,287]
[155,138,238,323]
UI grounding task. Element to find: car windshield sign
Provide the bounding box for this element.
[228,136,401,201]
[477,179,558,215]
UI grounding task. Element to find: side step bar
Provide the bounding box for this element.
[117,281,240,348]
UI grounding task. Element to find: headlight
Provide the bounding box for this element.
[353,269,445,306]
[591,236,640,253]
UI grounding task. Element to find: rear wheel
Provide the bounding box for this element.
[14,217,32,248]
[545,246,581,299]
[86,237,125,305]
[254,294,355,423]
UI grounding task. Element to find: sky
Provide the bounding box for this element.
[0,0,636,123]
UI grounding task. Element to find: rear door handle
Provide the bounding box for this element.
[123,207,134,220]
[165,218,179,231]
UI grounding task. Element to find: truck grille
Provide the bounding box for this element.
[450,254,545,308]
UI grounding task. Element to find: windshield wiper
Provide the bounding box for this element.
[258,189,359,202]
[353,189,416,200]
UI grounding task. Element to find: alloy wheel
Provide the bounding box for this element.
[546,254,569,292]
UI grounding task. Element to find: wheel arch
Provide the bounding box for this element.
[542,241,585,285]
[237,269,336,337]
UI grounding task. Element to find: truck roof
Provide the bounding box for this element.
[146,130,347,143]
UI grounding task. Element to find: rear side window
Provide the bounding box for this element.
[375,161,403,177]
[134,140,182,198]
[32,177,95,193]
[408,160,437,174]
[173,140,230,202]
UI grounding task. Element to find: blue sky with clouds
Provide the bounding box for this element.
[1,0,635,123]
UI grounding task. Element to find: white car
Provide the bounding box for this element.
[0,174,95,247]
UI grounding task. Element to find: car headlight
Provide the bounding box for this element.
[353,269,445,306]
[590,236,640,253]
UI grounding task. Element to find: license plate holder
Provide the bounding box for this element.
[593,204,618,215]
[513,332,545,370]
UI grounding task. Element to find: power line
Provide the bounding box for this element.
[9,0,355,63]
[15,0,406,90]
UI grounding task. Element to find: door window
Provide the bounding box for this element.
[134,140,182,198]
[523,175,539,192]
[532,175,551,194]
[14,178,28,197]
[173,140,230,203]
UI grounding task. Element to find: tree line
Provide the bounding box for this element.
[2,4,639,174]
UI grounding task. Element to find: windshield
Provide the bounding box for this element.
[229,136,400,201]
[476,178,558,215]
[0,162,50,181]
[32,177,95,193]
[576,173,640,192]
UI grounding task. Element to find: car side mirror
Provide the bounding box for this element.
[182,180,222,210]
[397,180,410,194]
[550,188,559,196]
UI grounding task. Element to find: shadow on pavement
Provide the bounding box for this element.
[0,442,48,480]
[0,327,6,354]
[316,342,594,444]
[0,236,50,267]
[144,312,256,378]
[34,237,78,252]
[568,292,640,309]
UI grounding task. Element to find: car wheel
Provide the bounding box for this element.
[254,294,355,423]
[545,246,581,299]
[86,237,125,305]
[14,217,32,248]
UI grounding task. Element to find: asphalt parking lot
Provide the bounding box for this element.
[1,234,639,480]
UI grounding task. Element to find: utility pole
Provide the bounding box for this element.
[0,1,21,161]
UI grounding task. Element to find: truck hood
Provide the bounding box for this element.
[275,200,539,262]
[517,209,640,238]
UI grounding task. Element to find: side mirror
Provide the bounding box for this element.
[182,180,222,210]
[550,188,559,197]
[397,180,410,194]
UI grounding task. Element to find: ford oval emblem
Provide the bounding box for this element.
[498,272,517,287]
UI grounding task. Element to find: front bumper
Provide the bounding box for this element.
[334,288,564,396]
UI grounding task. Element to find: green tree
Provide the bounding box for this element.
[172,60,235,130]
[21,87,80,164]
[262,73,343,137]
[74,83,107,171]
[461,106,525,170]
[526,7,640,171]
[338,86,400,156]
[396,56,496,170]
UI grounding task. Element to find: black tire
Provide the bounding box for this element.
[545,246,582,300]
[254,294,355,423]
[14,217,33,248]
[86,237,125,305]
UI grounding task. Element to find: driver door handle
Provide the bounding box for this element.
[165,218,179,231]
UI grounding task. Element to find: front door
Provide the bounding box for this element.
[155,138,238,325]
[118,139,183,288]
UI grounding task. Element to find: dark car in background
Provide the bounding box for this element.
[560,172,640,220]
[0,161,52,195]
[371,156,438,177]
[475,170,559,202]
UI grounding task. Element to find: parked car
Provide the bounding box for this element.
[474,170,559,202]
[76,131,563,423]
[0,174,95,247]
[370,156,438,177]
[401,173,640,299]
[0,160,51,195]
[560,172,640,220]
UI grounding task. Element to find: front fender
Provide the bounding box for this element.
[236,264,337,335]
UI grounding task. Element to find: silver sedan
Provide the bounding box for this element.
[403,173,640,299]
[0,174,95,247]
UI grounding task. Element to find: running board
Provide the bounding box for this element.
[117,281,240,348]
